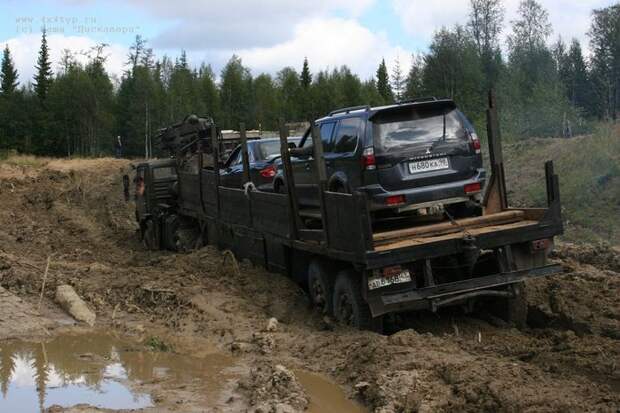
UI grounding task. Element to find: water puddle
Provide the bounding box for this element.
[295,370,368,413]
[0,332,239,412]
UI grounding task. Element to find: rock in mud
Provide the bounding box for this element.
[55,284,96,326]
[265,317,279,332]
[240,363,308,413]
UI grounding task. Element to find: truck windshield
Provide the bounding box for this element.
[153,167,177,179]
[372,107,467,154]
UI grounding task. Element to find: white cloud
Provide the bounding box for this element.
[392,0,615,52]
[3,33,127,86]
[123,0,375,50]
[230,16,411,80]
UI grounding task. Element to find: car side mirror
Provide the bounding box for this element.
[287,142,297,149]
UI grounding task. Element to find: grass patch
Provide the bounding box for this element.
[503,123,620,243]
[145,336,173,352]
[0,153,50,168]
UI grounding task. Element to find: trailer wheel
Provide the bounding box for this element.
[333,270,381,332]
[142,219,158,250]
[307,260,334,316]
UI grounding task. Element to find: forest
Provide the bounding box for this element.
[0,0,618,157]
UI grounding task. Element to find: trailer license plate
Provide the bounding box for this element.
[368,270,412,291]
[408,157,449,174]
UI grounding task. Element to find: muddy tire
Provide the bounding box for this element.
[142,219,158,250]
[175,227,201,252]
[494,282,528,329]
[333,270,382,332]
[307,260,334,316]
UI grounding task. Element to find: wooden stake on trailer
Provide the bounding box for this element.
[278,119,300,239]
[211,124,221,218]
[483,89,508,214]
[239,122,251,185]
[310,123,329,243]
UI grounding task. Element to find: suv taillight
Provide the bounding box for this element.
[362,147,376,170]
[260,165,277,178]
[469,132,481,154]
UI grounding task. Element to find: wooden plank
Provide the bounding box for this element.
[240,122,251,185]
[310,123,328,243]
[373,210,525,242]
[279,119,300,239]
[210,124,220,218]
[219,187,251,226]
[299,208,322,219]
[298,229,325,242]
[374,220,539,252]
[250,191,291,237]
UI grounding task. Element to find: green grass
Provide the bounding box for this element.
[145,336,173,352]
[502,123,620,244]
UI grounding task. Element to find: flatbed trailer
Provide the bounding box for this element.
[133,93,563,330]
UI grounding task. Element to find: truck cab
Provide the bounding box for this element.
[130,159,178,249]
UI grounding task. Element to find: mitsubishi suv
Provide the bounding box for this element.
[273,98,486,218]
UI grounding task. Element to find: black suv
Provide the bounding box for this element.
[274,98,485,216]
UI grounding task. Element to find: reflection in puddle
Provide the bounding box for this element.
[296,370,368,413]
[0,332,237,412]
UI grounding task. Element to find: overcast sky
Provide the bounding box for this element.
[0,0,616,85]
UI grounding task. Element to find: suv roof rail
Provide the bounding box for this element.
[397,96,440,105]
[328,105,370,116]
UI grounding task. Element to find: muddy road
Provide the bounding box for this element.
[0,158,618,412]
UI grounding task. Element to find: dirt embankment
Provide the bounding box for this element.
[0,157,618,412]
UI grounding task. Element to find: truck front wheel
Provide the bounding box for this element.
[333,270,382,332]
[142,219,158,250]
[307,260,334,316]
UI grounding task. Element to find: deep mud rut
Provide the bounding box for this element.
[0,158,618,412]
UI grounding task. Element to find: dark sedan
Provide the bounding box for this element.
[220,137,301,189]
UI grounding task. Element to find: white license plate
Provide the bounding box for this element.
[408,157,449,174]
[368,270,412,291]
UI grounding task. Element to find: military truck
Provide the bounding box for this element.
[125,93,563,331]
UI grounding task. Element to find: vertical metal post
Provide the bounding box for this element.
[278,119,300,239]
[211,124,220,218]
[240,122,251,185]
[310,123,329,243]
[483,89,508,213]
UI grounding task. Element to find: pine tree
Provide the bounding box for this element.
[199,63,220,120]
[376,59,393,104]
[300,57,312,89]
[276,66,302,122]
[404,53,425,99]
[589,3,620,121]
[565,40,590,111]
[299,57,313,121]
[220,55,253,128]
[391,56,404,101]
[0,45,19,95]
[33,28,53,101]
[127,35,145,74]
[468,0,504,87]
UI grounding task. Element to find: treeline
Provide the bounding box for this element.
[0,0,618,157]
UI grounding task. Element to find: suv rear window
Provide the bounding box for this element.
[372,107,467,154]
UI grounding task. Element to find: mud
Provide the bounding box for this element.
[0,157,618,412]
